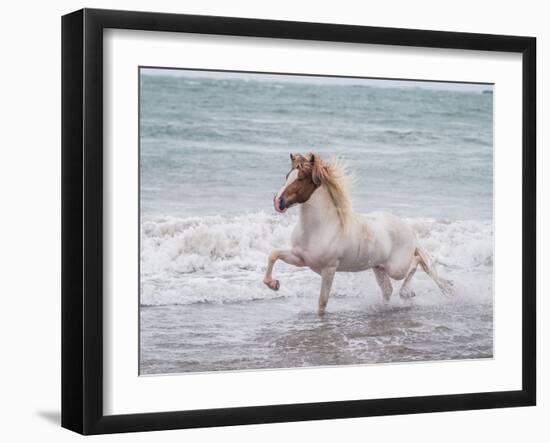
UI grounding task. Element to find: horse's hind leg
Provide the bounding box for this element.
[263,248,304,291]
[373,267,393,303]
[399,255,421,300]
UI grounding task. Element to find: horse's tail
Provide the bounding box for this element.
[415,247,454,296]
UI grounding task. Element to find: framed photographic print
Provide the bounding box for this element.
[61,8,536,435]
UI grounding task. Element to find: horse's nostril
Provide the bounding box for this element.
[279,197,286,210]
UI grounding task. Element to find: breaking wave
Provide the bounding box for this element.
[140,212,493,306]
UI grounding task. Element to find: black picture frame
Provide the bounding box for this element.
[61,8,536,435]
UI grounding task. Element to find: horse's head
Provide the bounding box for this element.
[274,153,322,213]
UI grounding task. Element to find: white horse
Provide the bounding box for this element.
[263,153,452,315]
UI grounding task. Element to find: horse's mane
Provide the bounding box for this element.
[294,153,352,233]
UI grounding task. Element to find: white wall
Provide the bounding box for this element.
[0,1,545,441]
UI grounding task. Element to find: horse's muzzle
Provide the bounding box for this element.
[274,195,287,213]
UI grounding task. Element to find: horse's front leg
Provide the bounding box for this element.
[263,249,304,291]
[318,265,337,316]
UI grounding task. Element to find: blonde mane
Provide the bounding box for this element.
[316,157,352,233]
[294,153,352,232]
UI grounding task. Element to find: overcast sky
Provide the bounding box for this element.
[141,67,493,93]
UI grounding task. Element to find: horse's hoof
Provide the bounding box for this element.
[264,279,280,291]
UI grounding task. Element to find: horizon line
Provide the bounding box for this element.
[140,66,494,93]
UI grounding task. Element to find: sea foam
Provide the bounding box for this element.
[140,212,493,306]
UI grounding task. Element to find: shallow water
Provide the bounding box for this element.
[140,295,493,375]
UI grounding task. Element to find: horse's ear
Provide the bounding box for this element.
[290,153,295,162]
[310,154,322,186]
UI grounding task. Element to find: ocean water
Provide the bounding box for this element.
[139,70,494,375]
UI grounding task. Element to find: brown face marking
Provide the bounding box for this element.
[277,153,320,211]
